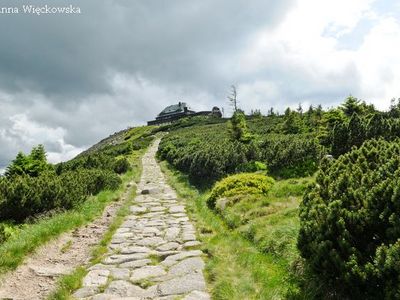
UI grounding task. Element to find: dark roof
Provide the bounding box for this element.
[158,102,188,116]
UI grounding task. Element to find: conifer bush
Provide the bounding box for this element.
[113,157,131,174]
[260,134,324,178]
[298,139,400,298]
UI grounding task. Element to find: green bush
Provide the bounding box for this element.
[236,161,267,173]
[207,173,275,208]
[0,172,85,222]
[158,123,261,182]
[113,157,131,174]
[260,134,324,178]
[298,139,400,299]
[158,122,323,182]
[0,169,121,222]
[82,169,121,195]
[55,152,115,173]
[0,223,20,244]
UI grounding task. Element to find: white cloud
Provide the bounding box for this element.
[238,0,400,110]
[0,114,84,165]
[355,17,400,104]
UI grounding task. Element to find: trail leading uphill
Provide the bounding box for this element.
[73,139,210,299]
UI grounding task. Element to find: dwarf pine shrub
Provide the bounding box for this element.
[298,139,400,299]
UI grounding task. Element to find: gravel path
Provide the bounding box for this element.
[73,139,210,300]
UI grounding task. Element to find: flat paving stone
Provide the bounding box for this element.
[150,206,166,212]
[103,253,149,265]
[161,250,203,267]
[119,259,151,269]
[165,227,180,241]
[73,286,99,298]
[168,257,205,276]
[130,266,167,281]
[182,234,196,242]
[158,273,206,296]
[183,241,201,248]
[136,236,165,246]
[83,269,110,287]
[104,280,147,297]
[156,242,180,252]
[109,268,130,280]
[120,246,151,254]
[130,206,147,213]
[169,206,185,213]
[183,290,210,300]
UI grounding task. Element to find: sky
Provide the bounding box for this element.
[0,0,400,170]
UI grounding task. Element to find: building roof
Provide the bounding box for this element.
[158,102,188,116]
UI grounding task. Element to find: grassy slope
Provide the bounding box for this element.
[160,161,314,299]
[0,126,153,275]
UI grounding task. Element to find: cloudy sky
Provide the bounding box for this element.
[0,0,399,170]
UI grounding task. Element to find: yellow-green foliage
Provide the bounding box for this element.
[207,173,274,208]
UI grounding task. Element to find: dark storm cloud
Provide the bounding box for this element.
[0,0,294,99]
[0,0,297,168]
[1,0,370,170]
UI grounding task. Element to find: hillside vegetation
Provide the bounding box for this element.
[157,97,400,299]
[0,126,155,272]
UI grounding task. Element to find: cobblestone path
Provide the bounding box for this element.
[73,139,210,300]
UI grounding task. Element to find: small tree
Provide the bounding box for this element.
[5,152,28,177]
[282,108,304,134]
[297,102,303,115]
[267,107,276,116]
[5,145,49,178]
[389,98,400,118]
[229,111,252,143]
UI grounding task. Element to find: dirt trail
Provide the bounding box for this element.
[0,182,135,300]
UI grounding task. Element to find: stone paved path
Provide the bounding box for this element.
[73,139,210,300]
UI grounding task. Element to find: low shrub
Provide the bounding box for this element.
[236,161,267,173]
[298,139,400,299]
[260,134,325,178]
[0,169,121,222]
[113,157,131,174]
[0,223,20,244]
[158,124,262,183]
[207,173,275,208]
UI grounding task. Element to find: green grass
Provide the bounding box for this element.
[47,267,87,300]
[160,161,314,299]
